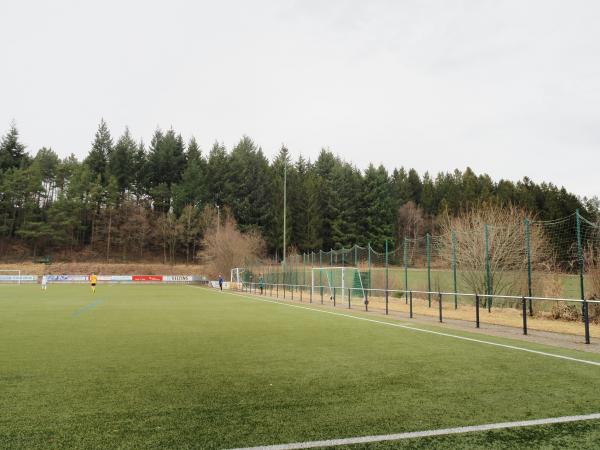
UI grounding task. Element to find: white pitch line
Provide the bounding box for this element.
[191,286,600,367]
[227,413,600,450]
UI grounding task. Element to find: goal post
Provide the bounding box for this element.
[311,267,365,305]
[0,269,22,284]
[230,268,245,290]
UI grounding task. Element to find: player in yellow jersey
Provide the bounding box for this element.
[90,273,98,294]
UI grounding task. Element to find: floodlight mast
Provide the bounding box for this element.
[282,145,287,270]
[282,151,287,267]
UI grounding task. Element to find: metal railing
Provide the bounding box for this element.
[237,281,598,344]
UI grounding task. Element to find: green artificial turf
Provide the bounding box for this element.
[0,284,599,449]
[337,419,600,449]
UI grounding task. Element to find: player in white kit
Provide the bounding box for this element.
[41,274,48,291]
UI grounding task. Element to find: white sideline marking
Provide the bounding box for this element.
[191,286,600,367]
[227,413,600,450]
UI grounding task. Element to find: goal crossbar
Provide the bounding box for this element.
[0,269,22,284]
[230,267,246,289]
[311,267,365,305]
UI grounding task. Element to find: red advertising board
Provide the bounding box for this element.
[132,275,163,281]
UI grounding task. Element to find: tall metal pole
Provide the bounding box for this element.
[283,160,287,266]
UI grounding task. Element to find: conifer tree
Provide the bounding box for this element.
[85,119,113,184]
[0,122,28,171]
[361,164,394,249]
[108,127,137,195]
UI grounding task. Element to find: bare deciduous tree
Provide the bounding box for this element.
[398,201,424,263]
[127,203,152,259]
[178,204,202,265]
[202,208,265,278]
[439,203,551,298]
[156,212,181,265]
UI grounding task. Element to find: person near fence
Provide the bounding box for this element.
[218,274,224,291]
[259,274,265,295]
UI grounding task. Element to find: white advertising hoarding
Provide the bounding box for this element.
[48,275,88,282]
[210,281,230,289]
[0,275,37,282]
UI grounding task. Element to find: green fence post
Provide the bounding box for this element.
[312,251,315,280]
[426,233,431,307]
[452,231,458,309]
[385,239,389,314]
[341,248,346,304]
[304,253,307,299]
[575,209,590,344]
[354,245,358,266]
[485,223,492,312]
[303,252,306,298]
[576,209,586,302]
[319,250,323,303]
[298,254,301,293]
[367,243,371,301]
[525,218,533,316]
[330,249,334,303]
[299,255,302,301]
[403,237,408,304]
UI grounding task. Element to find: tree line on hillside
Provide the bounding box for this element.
[0,120,597,263]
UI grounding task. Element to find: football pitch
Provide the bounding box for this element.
[1,284,600,449]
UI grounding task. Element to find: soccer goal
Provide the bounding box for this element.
[311,267,366,305]
[230,267,246,290]
[0,269,22,284]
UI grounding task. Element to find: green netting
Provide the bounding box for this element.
[243,211,600,308]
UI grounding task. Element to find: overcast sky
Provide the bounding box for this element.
[1,0,599,197]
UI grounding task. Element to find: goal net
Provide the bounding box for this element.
[0,269,22,284]
[230,267,246,289]
[311,267,366,305]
